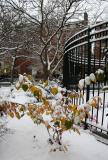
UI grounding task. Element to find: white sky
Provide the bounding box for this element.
[81,0,108,23]
[5,0,108,24]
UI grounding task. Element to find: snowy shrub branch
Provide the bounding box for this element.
[0,73,102,152]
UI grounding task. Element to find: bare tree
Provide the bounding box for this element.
[0,0,85,80]
[0,0,38,82]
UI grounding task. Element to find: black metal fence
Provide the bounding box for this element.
[63,21,108,135]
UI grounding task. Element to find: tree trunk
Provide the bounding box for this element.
[11,56,16,84]
[43,66,50,81]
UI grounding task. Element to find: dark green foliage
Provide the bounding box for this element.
[96,73,105,82]
[22,84,28,91]
[65,120,73,130]
[54,121,60,127]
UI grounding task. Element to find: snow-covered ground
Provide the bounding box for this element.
[84,91,108,130]
[0,115,108,160]
[0,85,108,160]
[0,86,37,105]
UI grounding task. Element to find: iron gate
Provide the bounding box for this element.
[63,21,108,135]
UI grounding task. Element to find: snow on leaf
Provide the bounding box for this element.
[89,73,96,83]
[78,79,85,90]
[15,82,21,90]
[96,69,104,74]
[85,76,91,85]
[19,74,24,83]
[102,85,108,91]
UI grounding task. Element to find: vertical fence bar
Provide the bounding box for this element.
[91,40,96,121]
[96,40,101,125]
[84,28,91,130]
[86,27,91,102]
[101,39,108,126]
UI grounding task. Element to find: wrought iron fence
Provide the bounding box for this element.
[63,21,108,135]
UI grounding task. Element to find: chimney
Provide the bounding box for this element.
[84,12,88,26]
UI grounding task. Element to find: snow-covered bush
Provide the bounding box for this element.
[0,74,101,152]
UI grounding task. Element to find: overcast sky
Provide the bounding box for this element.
[80,0,108,23]
[5,0,108,24]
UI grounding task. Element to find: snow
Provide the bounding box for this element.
[42,112,53,122]
[78,79,85,90]
[103,85,108,91]
[54,92,63,100]
[0,86,108,130]
[88,107,108,130]
[96,69,104,74]
[0,115,108,160]
[89,73,96,82]
[0,86,37,105]
[19,74,24,83]
[0,85,108,160]
[78,89,108,130]
[85,76,91,85]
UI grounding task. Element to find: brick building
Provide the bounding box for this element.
[0,12,88,79]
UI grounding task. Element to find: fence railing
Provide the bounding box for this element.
[63,21,108,135]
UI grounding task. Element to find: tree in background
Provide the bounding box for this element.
[1,0,85,80]
[0,0,108,80]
